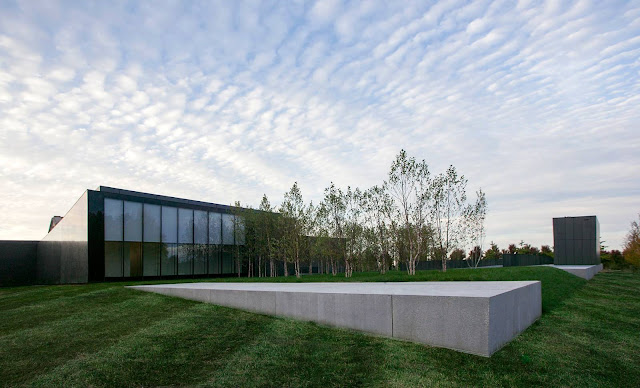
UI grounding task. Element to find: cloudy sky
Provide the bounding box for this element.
[0,0,638,250]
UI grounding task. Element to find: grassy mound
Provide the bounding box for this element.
[1,267,638,387]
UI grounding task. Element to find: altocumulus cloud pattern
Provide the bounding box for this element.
[0,0,638,249]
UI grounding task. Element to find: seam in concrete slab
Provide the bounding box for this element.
[391,294,394,337]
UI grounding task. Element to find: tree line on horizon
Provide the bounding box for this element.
[229,150,640,277]
[229,149,489,278]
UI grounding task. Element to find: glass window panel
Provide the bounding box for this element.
[235,216,245,245]
[143,243,161,276]
[178,208,193,244]
[124,201,143,242]
[143,204,161,243]
[194,244,207,275]
[105,241,123,277]
[208,212,222,245]
[178,243,193,275]
[104,199,123,241]
[162,206,177,243]
[124,242,142,277]
[222,213,234,245]
[194,210,207,244]
[208,245,220,274]
[161,243,177,275]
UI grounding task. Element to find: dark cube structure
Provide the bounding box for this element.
[553,216,600,265]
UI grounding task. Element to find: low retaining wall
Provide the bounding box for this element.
[503,254,553,267]
[130,281,541,357]
[400,258,503,271]
[547,264,603,280]
[0,241,38,287]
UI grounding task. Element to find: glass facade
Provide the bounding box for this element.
[124,201,142,242]
[104,197,242,278]
[143,204,161,242]
[143,242,161,276]
[222,213,234,245]
[104,199,123,241]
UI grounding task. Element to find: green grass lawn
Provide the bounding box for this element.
[1,267,638,387]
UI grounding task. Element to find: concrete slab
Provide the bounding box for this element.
[129,281,541,357]
[545,264,603,280]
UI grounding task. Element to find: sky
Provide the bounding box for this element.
[0,0,638,250]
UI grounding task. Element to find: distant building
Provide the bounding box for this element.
[48,216,63,232]
[37,186,246,284]
[552,216,600,265]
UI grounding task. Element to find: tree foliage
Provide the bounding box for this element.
[623,213,640,267]
[236,150,489,276]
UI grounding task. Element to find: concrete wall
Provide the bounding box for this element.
[0,241,38,287]
[131,281,542,357]
[37,191,89,284]
[548,264,603,280]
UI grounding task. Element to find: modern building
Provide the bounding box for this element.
[37,186,245,284]
[552,216,600,265]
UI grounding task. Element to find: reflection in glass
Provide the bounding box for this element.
[162,207,177,244]
[208,212,222,245]
[194,210,207,244]
[222,213,234,245]
[235,216,245,245]
[178,208,193,244]
[104,199,123,241]
[222,246,234,274]
[124,242,142,277]
[143,243,161,276]
[194,244,207,275]
[208,245,220,274]
[161,243,177,275]
[143,204,161,243]
[124,201,143,242]
[105,241,123,277]
[178,243,193,275]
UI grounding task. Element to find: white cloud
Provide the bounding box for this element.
[0,0,638,251]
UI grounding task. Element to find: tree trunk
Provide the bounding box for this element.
[258,255,262,277]
[284,260,289,277]
[270,258,275,277]
[309,260,313,275]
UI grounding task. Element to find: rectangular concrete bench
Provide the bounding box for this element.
[129,281,541,357]
[545,264,603,280]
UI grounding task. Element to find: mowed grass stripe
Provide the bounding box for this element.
[200,318,390,387]
[0,286,146,335]
[0,289,191,385]
[27,299,274,387]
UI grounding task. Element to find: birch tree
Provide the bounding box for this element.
[464,189,487,268]
[363,185,394,274]
[430,166,468,272]
[257,194,277,277]
[386,150,431,275]
[232,201,246,277]
[343,187,364,277]
[322,182,347,276]
[280,182,309,278]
